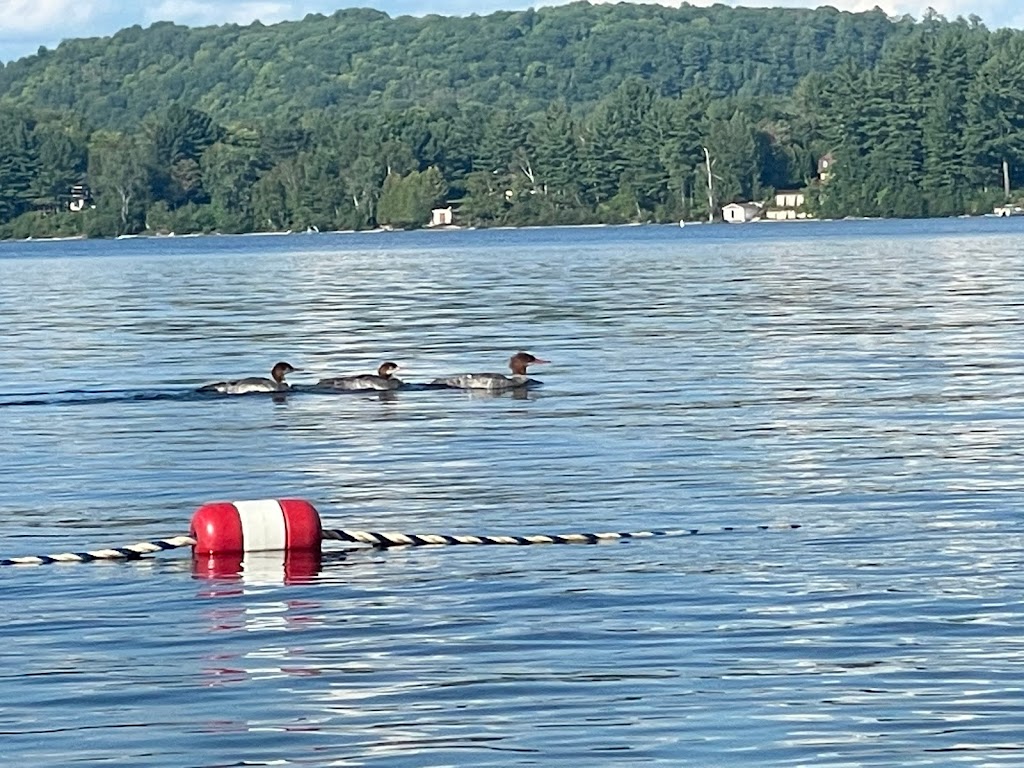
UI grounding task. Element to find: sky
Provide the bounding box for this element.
[1,0,1023,65]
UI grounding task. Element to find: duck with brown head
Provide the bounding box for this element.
[431,351,549,391]
[317,362,403,391]
[198,361,299,394]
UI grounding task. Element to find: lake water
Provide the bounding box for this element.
[2,219,1023,766]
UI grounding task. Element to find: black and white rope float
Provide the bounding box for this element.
[0,498,801,567]
[0,536,197,566]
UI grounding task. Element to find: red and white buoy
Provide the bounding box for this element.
[190,499,322,555]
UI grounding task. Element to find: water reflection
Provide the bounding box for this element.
[192,550,324,585]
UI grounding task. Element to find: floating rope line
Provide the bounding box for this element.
[0,535,196,566]
[321,523,802,548]
[1,500,803,567]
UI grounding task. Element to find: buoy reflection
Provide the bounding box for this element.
[192,550,322,585]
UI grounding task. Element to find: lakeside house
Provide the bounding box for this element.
[817,153,834,182]
[994,204,1023,217]
[764,190,808,220]
[722,202,762,223]
[68,184,93,212]
[723,189,812,223]
[429,206,454,227]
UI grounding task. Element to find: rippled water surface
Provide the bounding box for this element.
[2,219,1023,766]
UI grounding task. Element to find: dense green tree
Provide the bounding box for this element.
[250,158,302,231]
[290,149,351,231]
[530,101,581,200]
[919,25,976,215]
[145,103,222,208]
[341,155,385,228]
[201,140,265,232]
[476,110,531,176]
[702,106,762,205]
[87,131,150,234]
[0,111,40,223]
[653,87,711,218]
[30,115,89,210]
[458,170,509,225]
[148,103,221,166]
[376,167,447,228]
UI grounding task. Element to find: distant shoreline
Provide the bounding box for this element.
[6,214,1023,247]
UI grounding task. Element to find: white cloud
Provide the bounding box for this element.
[0,0,93,32]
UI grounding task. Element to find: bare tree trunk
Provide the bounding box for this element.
[117,187,132,232]
[1003,158,1011,199]
[702,146,715,223]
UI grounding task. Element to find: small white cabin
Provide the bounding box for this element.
[722,202,760,223]
[430,207,454,227]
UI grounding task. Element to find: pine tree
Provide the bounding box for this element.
[530,101,582,202]
[0,114,39,223]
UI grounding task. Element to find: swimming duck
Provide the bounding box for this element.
[431,352,548,391]
[316,362,403,391]
[198,361,298,394]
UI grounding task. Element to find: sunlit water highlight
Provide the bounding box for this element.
[1,219,1023,766]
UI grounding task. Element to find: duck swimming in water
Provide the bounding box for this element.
[199,361,298,394]
[431,351,548,391]
[317,362,403,391]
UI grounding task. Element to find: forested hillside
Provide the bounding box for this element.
[0,2,911,128]
[1,4,1022,240]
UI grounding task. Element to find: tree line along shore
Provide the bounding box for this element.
[1,3,1022,239]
